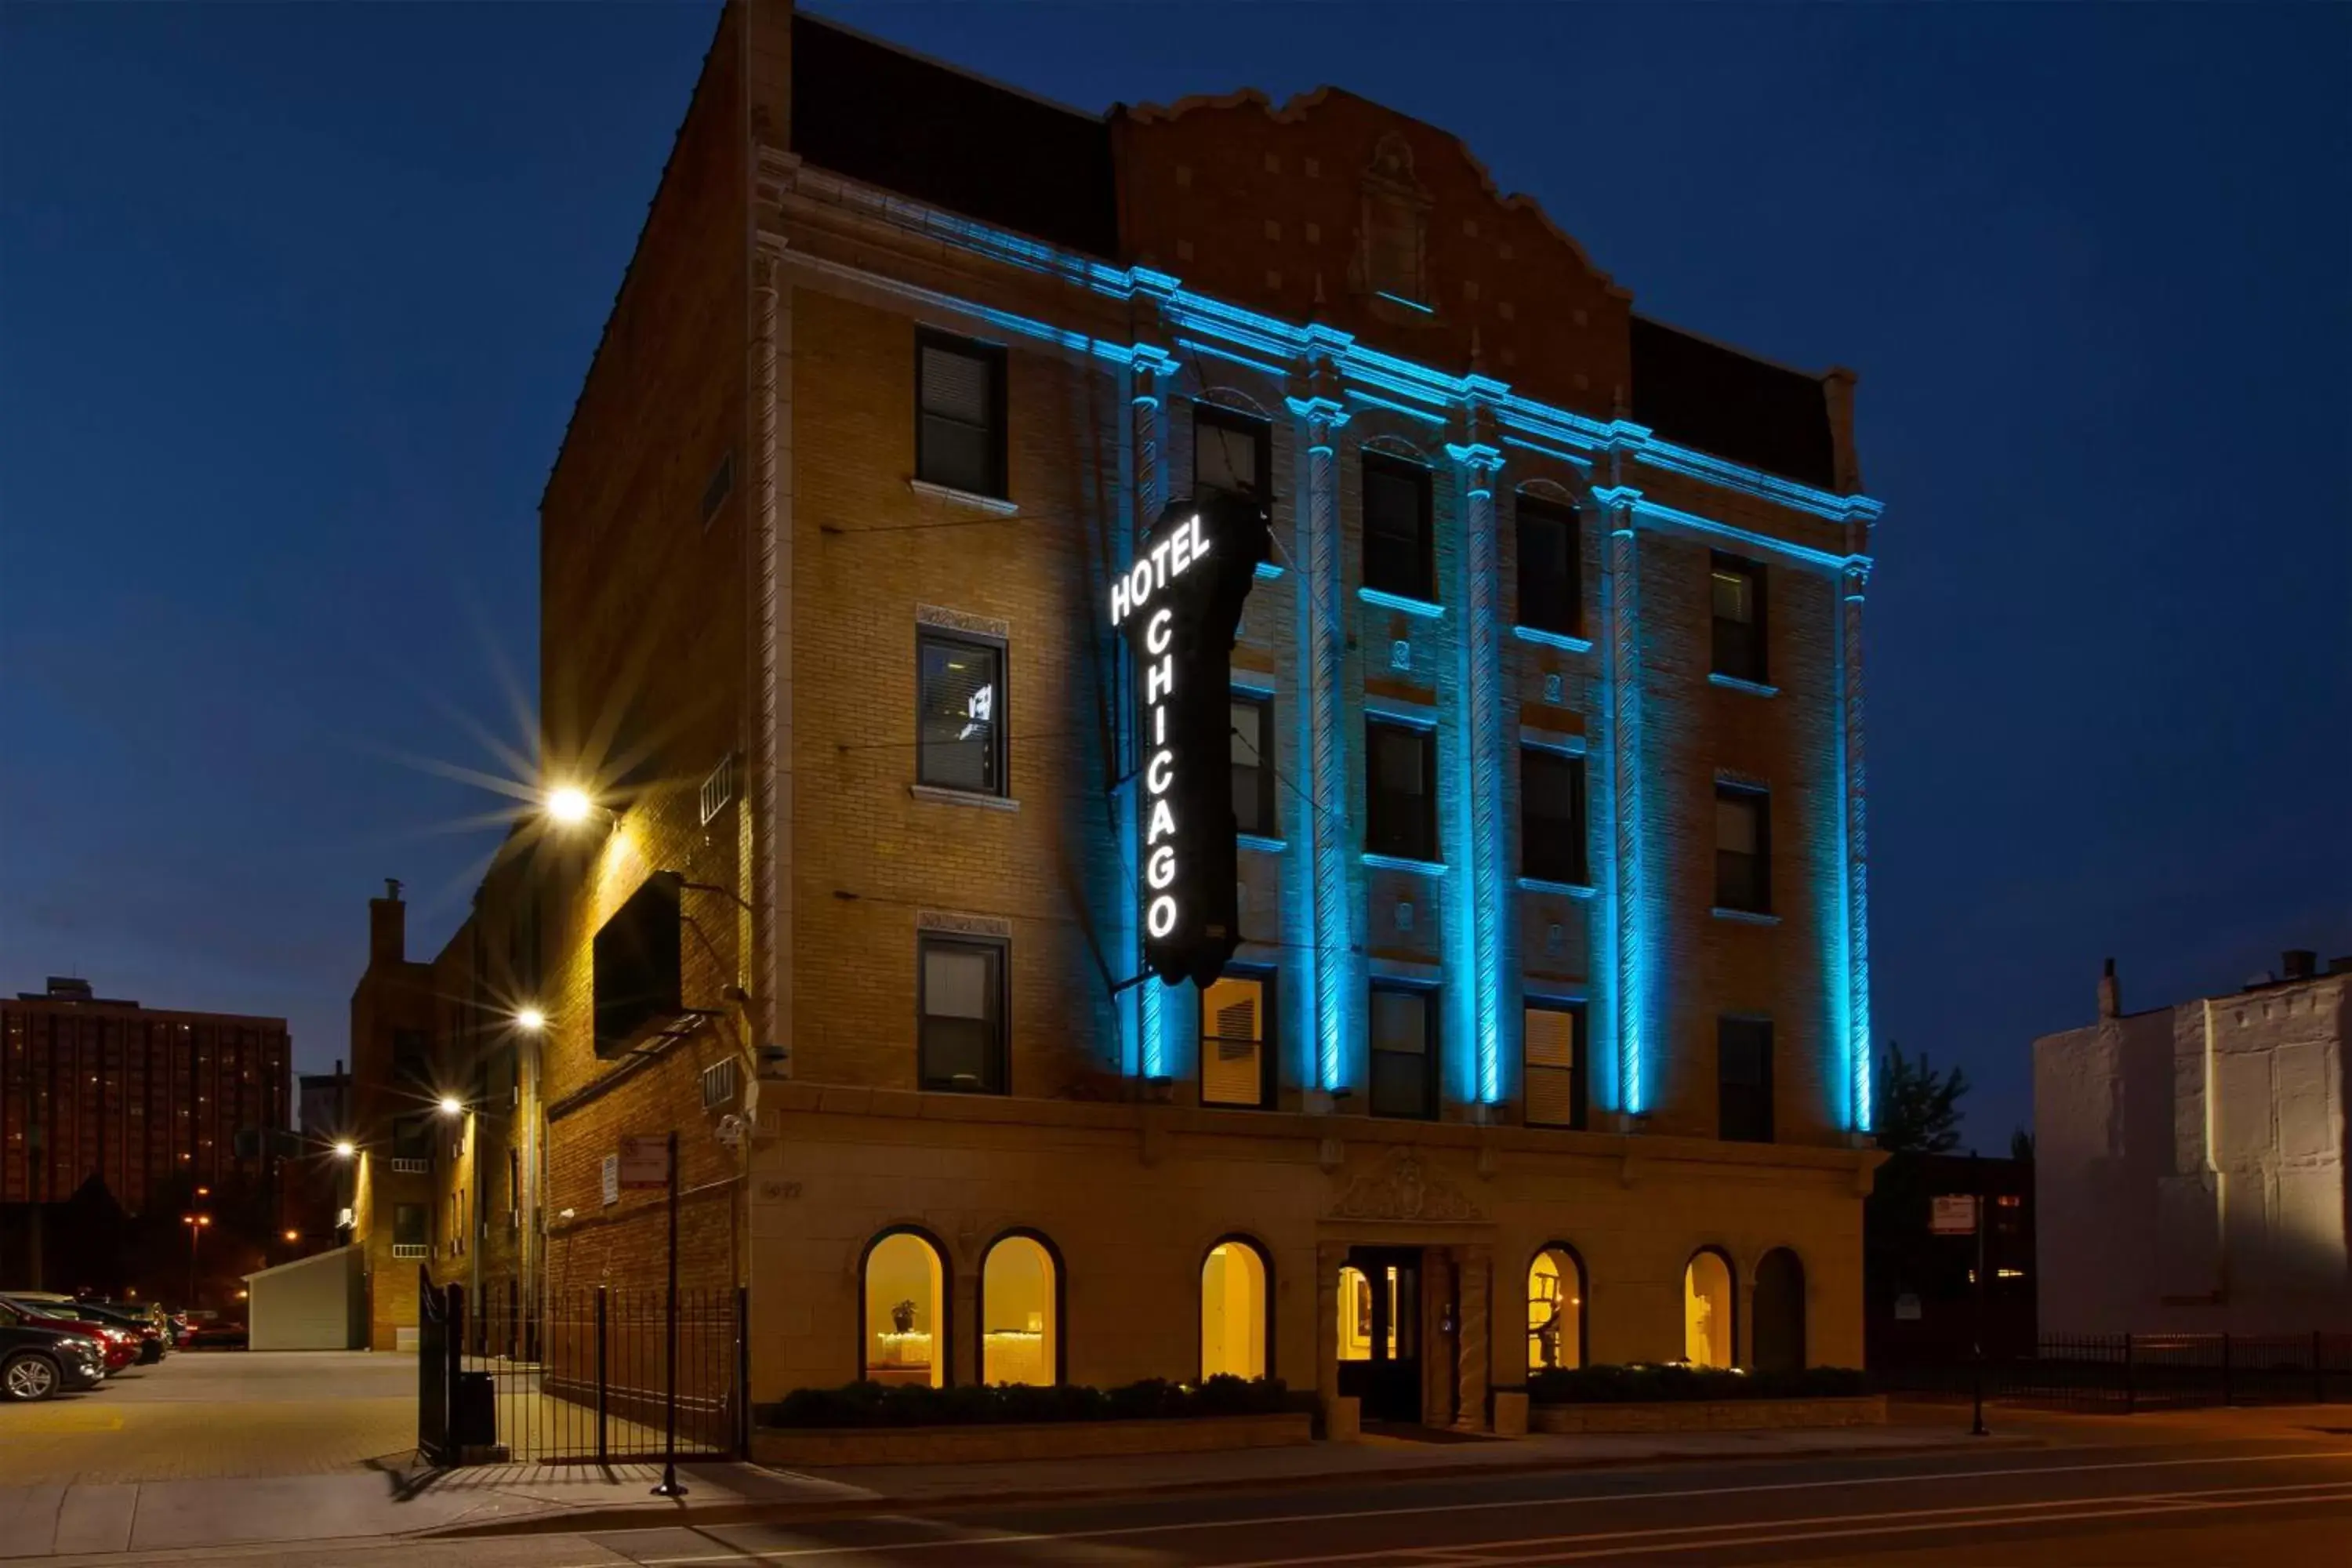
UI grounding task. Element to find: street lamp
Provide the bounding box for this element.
[546,786,593,826]
[181,1213,212,1307]
[437,1095,464,1117]
[332,1140,356,1159]
[515,1006,546,1033]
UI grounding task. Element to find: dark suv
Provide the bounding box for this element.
[0,1301,108,1403]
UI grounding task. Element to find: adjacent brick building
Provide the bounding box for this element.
[379,1,1889,1425]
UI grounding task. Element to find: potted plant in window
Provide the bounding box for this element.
[891,1300,917,1334]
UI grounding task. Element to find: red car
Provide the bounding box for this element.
[1,1299,136,1374]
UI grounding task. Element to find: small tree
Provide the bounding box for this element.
[2009,1127,2035,1163]
[1874,1043,1968,1157]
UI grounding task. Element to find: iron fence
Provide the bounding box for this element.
[1882,1331,2352,1413]
[419,1279,746,1465]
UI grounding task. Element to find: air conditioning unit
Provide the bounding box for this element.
[702,1057,741,1114]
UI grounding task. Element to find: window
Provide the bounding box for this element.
[390,1116,431,1162]
[1715,786,1770,913]
[916,330,1005,497]
[1523,1004,1586,1130]
[1201,1239,1270,1381]
[1684,1250,1735,1368]
[1231,694,1275,837]
[1201,971,1273,1109]
[918,937,1007,1094]
[1709,553,1766,682]
[863,1229,946,1388]
[1366,720,1436,862]
[1521,749,1587,886]
[1369,984,1436,1119]
[1337,1264,1375,1362]
[1752,1248,1806,1373]
[917,633,1005,795]
[1195,402,1271,501]
[1527,1246,1585,1372]
[392,1029,430,1086]
[1362,452,1433,601]
[1719,1018,1774,1143]
[981,1233,1058,1385]
[1516,494,1581,636]
[393,1203,427,1250]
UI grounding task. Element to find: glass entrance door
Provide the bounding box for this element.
[1336,1247,1422,1421]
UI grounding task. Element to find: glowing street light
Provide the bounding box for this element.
[438,1095,464,1116]
[515,1006,546,1033]
[332,1140,356,1159]
[283,1229,300,1243]
[546,786,593,826]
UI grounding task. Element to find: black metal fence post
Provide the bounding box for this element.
[652,1130,685,1497]
[2220,1332,2232,1407]
[736,1285,752,1458]
[595,1286,609,1465]
[2316,1330,2326,1406]
[2123,1332,2136,1415]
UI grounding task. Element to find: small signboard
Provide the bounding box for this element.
[1931,1195,1980,1236]
[1894,1292,1923,1322]
[618,1135,672,1190]
[600,1153,620,1207]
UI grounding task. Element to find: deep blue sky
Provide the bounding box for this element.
[3,3,2345,1145]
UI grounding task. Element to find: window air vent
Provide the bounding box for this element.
[390,1157,430,1175]
[700,753,735,826]
[702,1056,741,1113]
[390,1243,428,1261]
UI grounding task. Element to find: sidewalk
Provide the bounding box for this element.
[3,1414,2030,1559]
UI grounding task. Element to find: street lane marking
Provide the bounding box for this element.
[1204,1479,2352,1566]
[586,1447,2352,1566]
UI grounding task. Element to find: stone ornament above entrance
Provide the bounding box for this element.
[1327,1147,1486,1225]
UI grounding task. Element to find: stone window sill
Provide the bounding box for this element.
[1359,586,1445,619]
[1512,624,1594,654]
[1363,851,1446,877]
[1516,875,1598,899]
[907,477,1018,516]
[1239,833,1287,855]
[909,784,1020,813]
[1708,672,1780,699]
[1710,906,1781,927]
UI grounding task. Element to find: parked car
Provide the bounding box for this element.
[183,1319,248,1351]
[69,1301,165,1364]
[0,1301,107,1402]
[0,1298,137,1374]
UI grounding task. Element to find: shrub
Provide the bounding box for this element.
[758,1374,1312,1429]
[1526,1364,1867,1405]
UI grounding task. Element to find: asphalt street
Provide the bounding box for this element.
[38,1427,2352,1566]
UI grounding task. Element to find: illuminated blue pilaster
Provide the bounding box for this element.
[1290,393,1351,1095]
[1839,562,1873,1131]
[1127,347,1178,1082]
[1447,438,1507,1108]
[1598,488,1647,1116]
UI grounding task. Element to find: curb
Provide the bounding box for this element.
[420,1432,2041,1540]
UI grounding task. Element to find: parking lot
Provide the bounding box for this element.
[0,1350,416,1485]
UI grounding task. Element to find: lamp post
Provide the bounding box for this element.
[181,1213,212,1308]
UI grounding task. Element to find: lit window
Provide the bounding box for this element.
[918,936,1007,1094]
[1369,984,1436,1120]
[1521,749,1587,886]
[917,633,1006,795]
[1714,786,1770,913]
[1515,494,1581,637]
[1194,402,1269,500]
[1200,971,1272,1109]
[1523,1004,1585,1129]
[1363,452,1433,601]
[1684,1250,1734,1368]
[1528,1247,1584,1372]
[1336,1264,1374,1362]
[1230,694,1275,838]
[1200,1240,1269,1380]
[1710,554,1766,682]
[863,1231,945,1388]
[1366,720,1436,862]
[915,331,1006,497]
[981,1234,1057,1386]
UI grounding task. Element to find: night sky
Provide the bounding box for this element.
[3,3,2345,1146]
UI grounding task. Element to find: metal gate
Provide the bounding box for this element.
[418,1276,746,1465]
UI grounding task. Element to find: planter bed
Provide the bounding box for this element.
[1532,1395,1887,1435]
[753,1409,1314,1468]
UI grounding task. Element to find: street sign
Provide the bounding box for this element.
[1931,1194,1980,1236]
[618,1136,672,1190]
[600,1154,620,1207]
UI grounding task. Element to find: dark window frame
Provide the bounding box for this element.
[1193,401,1272,503]
[1367,981,1439,1121]
[916,629,1009,797]
[1230,690,1277,840]
[916,934,1010,1095]
[1520,746,1588,887]
[1709,551,1768,683]
[1718,1017,1775,1143]
[1515,492,1582,637]
[1522,1000,1588,1131]
[914,328,1009,499]
[392,1203,428,1249]
[1365,717,1439,862]
[1200,965,1278,1109]
[1361,451,1435,601]
[1714,783,1773,913]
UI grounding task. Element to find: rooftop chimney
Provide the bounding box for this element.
[2281,949,2318,982]
[2097,956,2121,1019]
[368,880,407,967]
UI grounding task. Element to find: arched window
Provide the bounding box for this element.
[862,1229,945,1388]
[1527,1246,1585,1373]
[1200,1238,1270,1381]
[1753,1248,1806,1373]
[981,1232,1058,1385]
[1683,1249,1735,1369]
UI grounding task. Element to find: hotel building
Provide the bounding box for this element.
[407,2,1887,1427]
